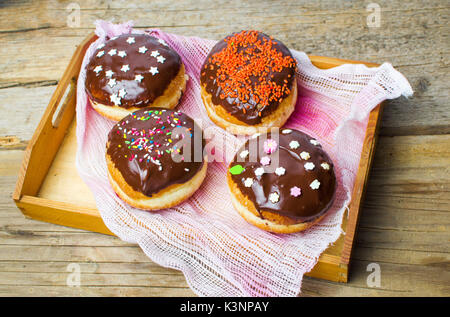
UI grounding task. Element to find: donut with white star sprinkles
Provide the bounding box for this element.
[85,34,188,121]
[227,129,336,233]
[106,108,207,210]
[200,30,298,135]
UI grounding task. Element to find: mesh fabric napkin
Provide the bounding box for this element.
[75,21,413,297]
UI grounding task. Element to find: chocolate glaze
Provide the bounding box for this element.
[86,34,182,109]
[200,30,296,125]
[107,108,205,197]
[229,129,336,222]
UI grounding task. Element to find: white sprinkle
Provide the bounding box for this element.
[300,151,310,160]
[304,162,315,170]
[156,55,166,63]
[105,70,114,77]
[289,140,300,149]
[96,50,105,58]
[244,178,254,188]
[135,74,144,82]
[108,49,117,56]
[310,179,321,190]
[150,50,160,57]
[239,150,249,159]
[121,64,130,72]
[93,65,102,74]
[118,88,127,98]
[275,167,286,176]
[138,46,148,53]
[126,37,135,44]
[184,168,189,172]
[97,43,105,50]
[107,78,117,88]
[149,66,159,75]
[158,38,168,46]
[269,192,280,203]
[110,93,121,106]
[282,129,292,134]
[254,167,265,177]
[321,162,330,170]
[118,50,127,58]
[310,139,320,146]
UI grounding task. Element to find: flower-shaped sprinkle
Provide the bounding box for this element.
[304,162,315,170]
[264,139,278,154]
[260,156,271,166]
[300,151,310,160]
[269,192,280,203]
[254,167,265,176]
[290,186,302,197]
[310,179,321,190]
[310,139,320,146]
[289,140,300,149]
[244,178,254,188]
[275,167,286,176]
[321,162,330,170]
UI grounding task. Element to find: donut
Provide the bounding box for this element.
[200,30,297,135]
[227,129,337,233]
[106,107,207,210]
[85,34,187,121]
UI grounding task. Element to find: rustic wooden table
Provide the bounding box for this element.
[0,0,449,297]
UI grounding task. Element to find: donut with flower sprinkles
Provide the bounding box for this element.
[227,129,337,233]
[200,30,297,126]
[106,107,206,209]
[85,33,186,121]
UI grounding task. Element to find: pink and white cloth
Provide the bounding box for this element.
[75,21,413,296]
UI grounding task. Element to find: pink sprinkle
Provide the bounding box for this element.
[290,186,302,197]
[260,156,271,166]
[264,139,278,154]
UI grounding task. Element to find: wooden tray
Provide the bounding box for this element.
[13,33,383,283]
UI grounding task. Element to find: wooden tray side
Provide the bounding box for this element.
[12,33,383,283]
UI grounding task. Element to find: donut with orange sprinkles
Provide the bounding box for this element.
[200,30,298,135]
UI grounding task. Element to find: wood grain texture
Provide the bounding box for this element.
[0,0,449,296]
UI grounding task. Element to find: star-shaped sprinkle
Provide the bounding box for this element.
[135,74,144,82]
[275,167,286,176]
[282,129,292,134]
[110,36,118,40]
[310,179,321,190]
[157,55,166,63]
[118,88,127,98]
[290,186,302,197]
[121,64,130,72]
[244,178,254,188]
[149,66,159,75]
[264,139,278,154]
[289,140,300,149]
[269,192,280,203]
[321,162,330,170]
[93,65,102,74]
[260,156,271,166]
[126,37,135,44]
[96,50,105,58]
[105,70,114,77]
[304,162,315,170]
[150,50,160,57]
[158,38,168,46]
[310,139,320,146]
[254,167,265,177]
[108,49,117,56]
[107,78,116,88]
[300,151,310,160]
[138,46,148,53]
[239,150,249,159]
[110,93,121,106]
[118,50,127,58]
[97,43,105,50]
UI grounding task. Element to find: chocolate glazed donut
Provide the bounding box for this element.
[86,34,187,121]
[200,30,298,135]
[227,129,337,233]
[106,107,207,210]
